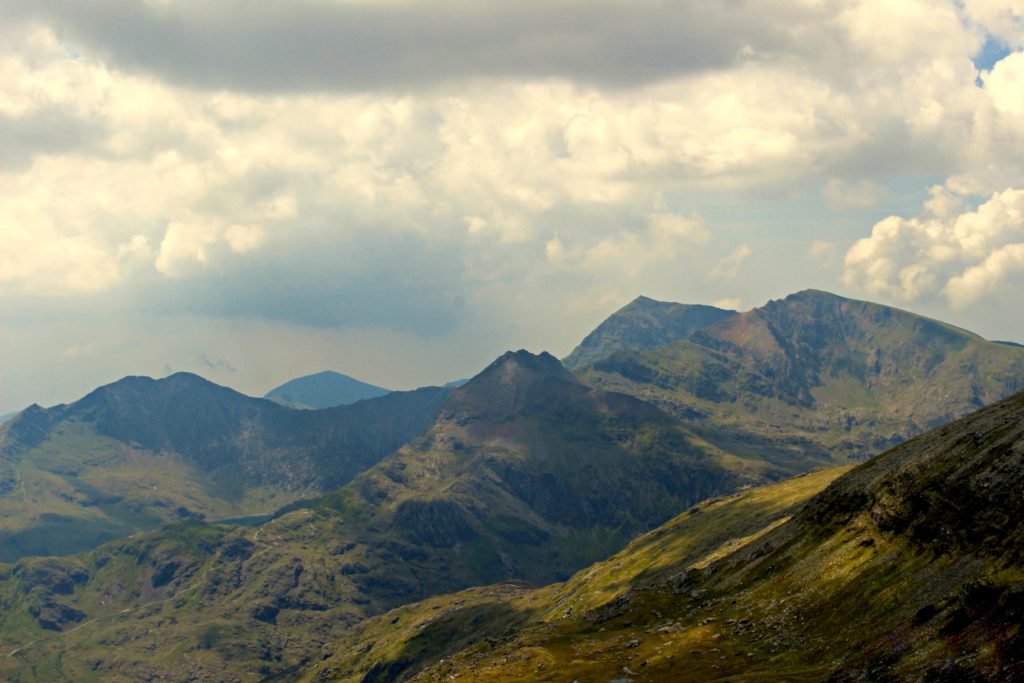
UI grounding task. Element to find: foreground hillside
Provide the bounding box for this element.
[574,289,1024,462]
[335,389,1024,682]
[0,351,767,681]
[0,374,446,561]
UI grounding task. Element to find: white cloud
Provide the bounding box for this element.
[809,240,839,266]
[984,51,1024,116]
[7,0,1024,412]
[844,185,1024,308]
[962,0,1024,48]
[712,297,743,310]
[710,244,753,279]
[947,242,1024,308]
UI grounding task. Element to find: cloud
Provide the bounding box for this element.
[712,297,743,310]
[809,240,839,266]
[843,185,1024,309]
[197,353,236,373]
[983,50,1024,115]
[2,0,797,93]
[710,244,752,279]
[822,178,888,208]
[6,0,1024,412]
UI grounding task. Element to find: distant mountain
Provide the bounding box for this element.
[0,351,768,680]
[562,295,736,369]
[327,389,1024,682]
[576,289,1024,461]
[0,412,16,426]
[0,372,445,561]
[264,370,390,409]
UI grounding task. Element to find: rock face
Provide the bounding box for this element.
[264,371,390,409]
[0,373,447,561]
[574,289,1024,462]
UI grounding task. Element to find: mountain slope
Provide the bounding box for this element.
[0,373,446,561]
[0,351,766,681]
[578,289,1024,461]
[264,371,390,409]
[304,465,848,683]
[385,389,1024,682]
[563,296,736,369]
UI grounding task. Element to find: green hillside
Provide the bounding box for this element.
[0,374,446,561]
[354,389,1024,682]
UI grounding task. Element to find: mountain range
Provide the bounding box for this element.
[572,289,1024,462]
[0,374,445,561]
[327,387,1024,682]
[0,289,1022,681]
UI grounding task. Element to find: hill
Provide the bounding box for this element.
[562,296,736,370]
[312,388,1024,682]
[0,373,446,561]
[0,351,769,681]
[264,371,390,409]
[574,289,1024,462]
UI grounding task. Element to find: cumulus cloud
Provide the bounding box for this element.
[844,186,1024,309]
[983,50,1024,115]
[710,244,753,279]
[6,0,1024,411]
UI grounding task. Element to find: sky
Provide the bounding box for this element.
[2,0,1024,413]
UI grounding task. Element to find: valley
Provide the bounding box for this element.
[0,290,1021,681]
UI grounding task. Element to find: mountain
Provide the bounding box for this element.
[575,289,1024,461]
[264,371,390,409]
[0,412,17,426]
[0,373,446,561]
[562,296,736,369]
[315,388,1024,682]
[0,351,768,681]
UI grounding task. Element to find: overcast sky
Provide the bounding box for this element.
[3,0,1024,413]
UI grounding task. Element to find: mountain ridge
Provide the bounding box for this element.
[332,388,1024,682]
[0,372,447,561]
[576,288,1024,462]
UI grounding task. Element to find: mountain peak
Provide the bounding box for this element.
[264,370,389,409]
[447,350,581,420]
[473,350,577,385]
[563,297,737,369]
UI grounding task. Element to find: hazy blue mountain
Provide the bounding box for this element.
[264,370,390,409]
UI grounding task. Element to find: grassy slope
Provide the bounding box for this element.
[303,466,847,682]
[398,391,1024,682]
